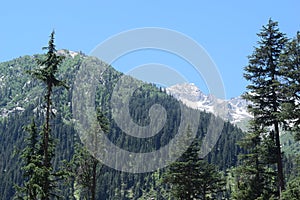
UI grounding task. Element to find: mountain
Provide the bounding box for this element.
[166,83,252,130]
[0,51,245,199]
[166,84,300,160]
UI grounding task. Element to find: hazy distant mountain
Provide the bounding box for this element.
[166,83,252,130]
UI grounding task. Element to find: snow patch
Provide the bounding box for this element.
[57,49,79,58]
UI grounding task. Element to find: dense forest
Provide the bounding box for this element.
[0,19,299,199]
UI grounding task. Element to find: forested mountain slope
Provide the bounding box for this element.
[0,51,244,199]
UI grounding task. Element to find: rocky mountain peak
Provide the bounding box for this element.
[166,83,252,130]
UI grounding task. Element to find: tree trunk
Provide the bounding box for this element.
[274,122,285,197]
[45,84,51,167]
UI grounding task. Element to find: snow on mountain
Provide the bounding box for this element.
[57,49,80,58]
[166,83,252,130]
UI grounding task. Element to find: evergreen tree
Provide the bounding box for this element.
[19,31,68,200]
[280,32,300,141]
[281,32,300,200]
[243,19,288,196]
[233,121,277,200]
[15,120,44,200]
[163,128,225,200]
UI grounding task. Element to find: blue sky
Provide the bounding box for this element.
[1,0,299,98]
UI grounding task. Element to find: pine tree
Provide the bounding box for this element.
[280,32,300,141]
[279,32,300,200]
[243,19,288,196]
[25,31,68,199]
[233,121,277,200]
[163,128,225,200]
[15,120,44,200]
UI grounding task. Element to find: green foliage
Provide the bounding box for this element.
[280,32,300,141]
[0,55,41,113]
[68,109,109,200]
[282,156,300,200]
[243,19,288,195]
[1,19,299,200]
[14,31,69,200]
[31,31,68,90]
[14,120,44,200]
[163,128,225,200]
[241,20,300,199]
[232,121,278,200]
[0,52,82,199]
[282,177,300,200]
[0,51,244,200]
[243,19,288,126]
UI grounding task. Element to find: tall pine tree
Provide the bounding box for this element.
[20,31,68,200]
[243,19,288,196]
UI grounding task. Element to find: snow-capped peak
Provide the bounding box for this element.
[166,83,252,130]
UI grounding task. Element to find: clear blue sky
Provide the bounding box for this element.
[1,0,299,98]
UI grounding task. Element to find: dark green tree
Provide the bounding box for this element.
[280,32,300,199]
[15,120,44,200]
[281,178,300,200]
[280,32,300,141]
[233,121,277,200]
[163,128,225,200]
[23,31,68,199]
[243,19,288,196]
